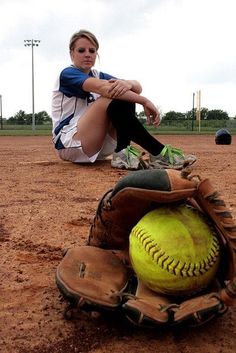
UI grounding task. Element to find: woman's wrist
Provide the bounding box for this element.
[137,95,148,106]
[126,80,142,94]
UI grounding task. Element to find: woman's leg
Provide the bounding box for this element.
[107,99,164,155]
[75,97,163,159]
[74,97,113,157]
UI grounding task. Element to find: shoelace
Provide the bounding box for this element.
[160,144,184,165]
[124,145,142,159]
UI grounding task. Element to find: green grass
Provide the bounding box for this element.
[147,129,236,135]
[0,125,52,136]
[0,129,52,136]
[0,123,235,136]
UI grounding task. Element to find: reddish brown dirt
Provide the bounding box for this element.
[0,135,235,353]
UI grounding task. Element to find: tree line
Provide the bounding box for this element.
[5,110,51,125]
[3,107,233,125]
[137,108,232,124]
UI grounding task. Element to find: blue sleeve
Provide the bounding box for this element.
[59,67,117,99]
[59,66,90,98]
[99,72,117,80]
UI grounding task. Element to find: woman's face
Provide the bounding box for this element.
[70,37,97,73]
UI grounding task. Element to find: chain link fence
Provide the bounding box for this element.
[0,119,236,135]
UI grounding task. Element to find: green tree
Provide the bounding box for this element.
[25,113,32,125]
[206,109,229,120]
[35,111,52,124]
[7,116,17,124]
[200,108,209,120]
[7,110,52,125]
[163,111,186,121]
[9,110,26,125]
[186,107,209,120]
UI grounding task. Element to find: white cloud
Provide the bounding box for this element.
[0,0,236,118]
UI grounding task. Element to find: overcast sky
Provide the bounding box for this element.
[0,0,236,119]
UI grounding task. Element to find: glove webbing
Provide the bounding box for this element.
[195,180,236,305]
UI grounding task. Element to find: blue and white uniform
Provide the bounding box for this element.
[51,65,116,163]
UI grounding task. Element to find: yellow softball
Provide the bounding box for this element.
[129,205,221,296]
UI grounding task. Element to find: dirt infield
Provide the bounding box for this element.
[0,135,235,353]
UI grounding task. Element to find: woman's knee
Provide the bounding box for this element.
[107,99,135,116]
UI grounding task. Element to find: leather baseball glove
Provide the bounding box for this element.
[56,169,236,327]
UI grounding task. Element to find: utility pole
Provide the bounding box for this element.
[192,92,195,131]
[0,94,2,130]
[24,39,41,131]
[196,90,201,132]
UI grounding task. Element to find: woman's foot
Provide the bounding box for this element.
[149,145,197,170]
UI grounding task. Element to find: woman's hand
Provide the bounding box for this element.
[143,99,161,127]
[107,79,132,98]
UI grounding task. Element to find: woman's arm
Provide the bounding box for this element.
[82,77,160,126]
[110,79,142,94]
[82,77,115,97]
[82,77,142,97]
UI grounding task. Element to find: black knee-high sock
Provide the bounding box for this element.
[106,99,164,155]
[107,100,131,152]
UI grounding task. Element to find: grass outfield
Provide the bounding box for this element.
[1,129,235,136]
[0,125,52,136]
[0,124,235,136]
[0,129,52,136]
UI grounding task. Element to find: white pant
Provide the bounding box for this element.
[58,133,117,163]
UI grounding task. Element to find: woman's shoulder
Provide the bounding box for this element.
[59,66,116,81]
[60,66,89,84]
[61,65,85,75]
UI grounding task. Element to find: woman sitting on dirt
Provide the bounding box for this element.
[51,29,196,170]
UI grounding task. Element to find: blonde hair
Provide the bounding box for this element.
[69,29,99,51]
